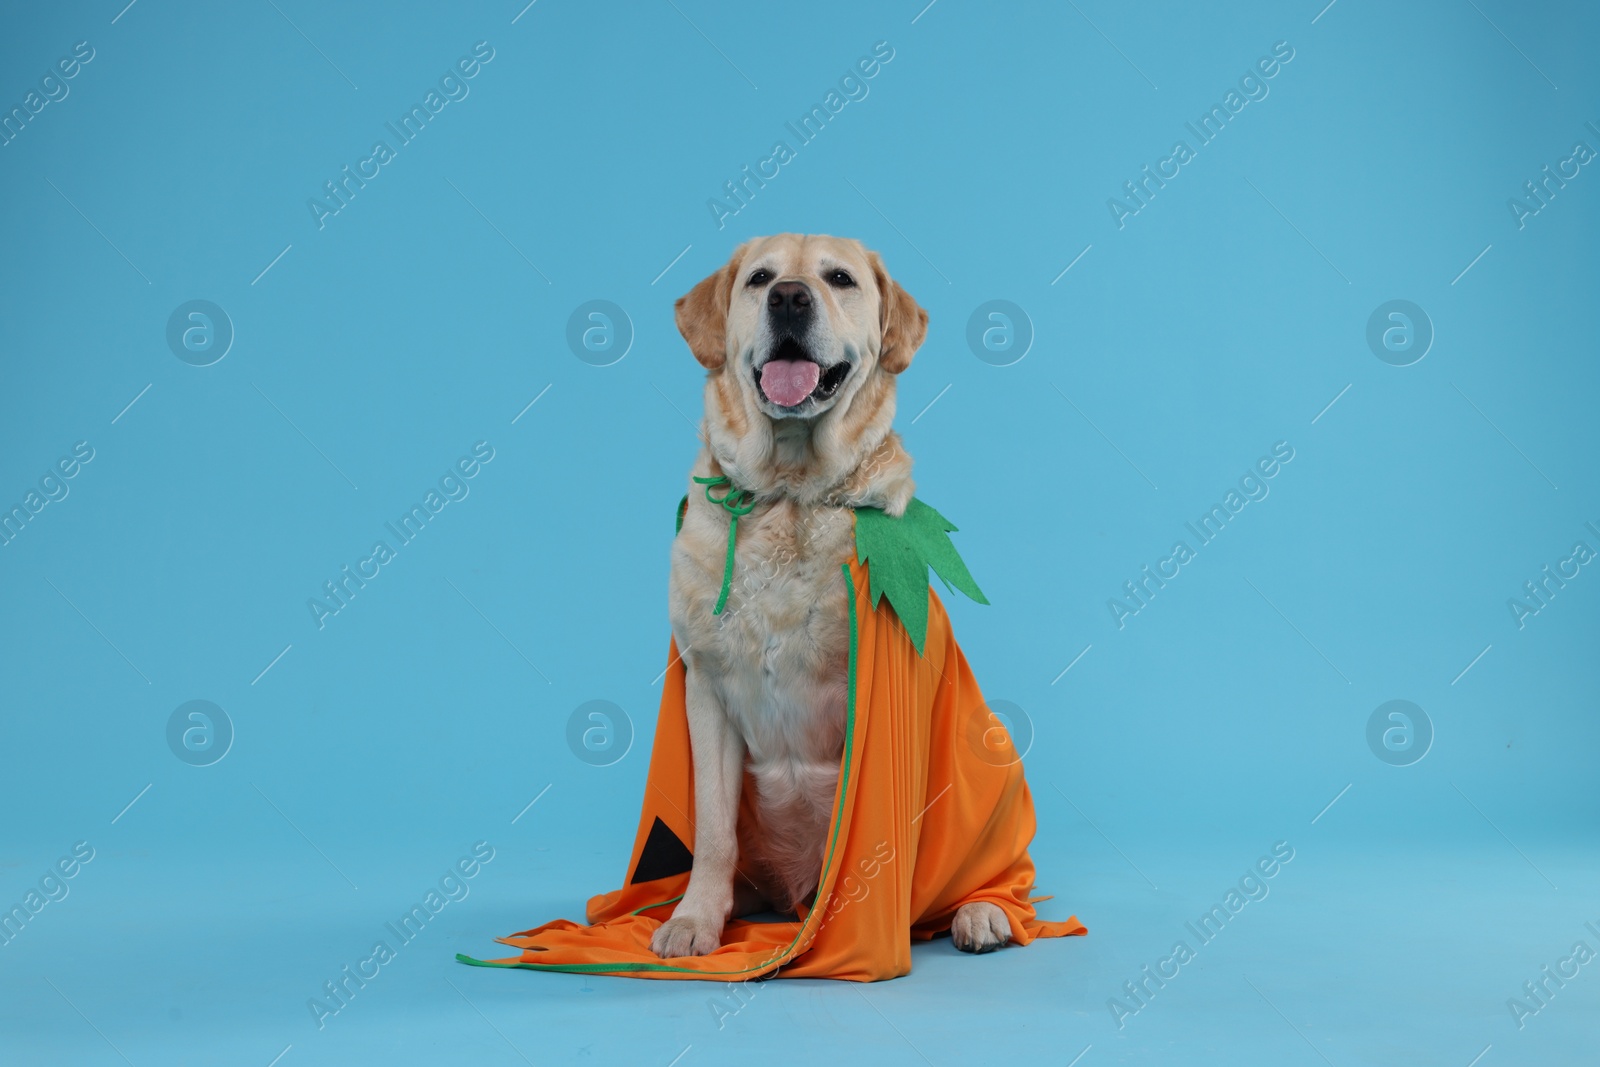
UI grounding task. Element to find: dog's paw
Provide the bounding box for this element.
[651,912,724,958]
[950,901,1012,954]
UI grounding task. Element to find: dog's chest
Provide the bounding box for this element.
[671,498,854,764]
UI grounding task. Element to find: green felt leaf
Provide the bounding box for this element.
[904,499,989,607]
[854,498,987,655]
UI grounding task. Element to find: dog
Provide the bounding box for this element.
[651,234,1013,959]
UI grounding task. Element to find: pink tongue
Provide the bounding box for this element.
[759,359,820,406]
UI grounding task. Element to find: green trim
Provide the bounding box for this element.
[456,564,863,979]
[455,953,691,974]
[675,495,688,535]
[630,894,683,916]
[853,498,987,655]
[691,475,756,616]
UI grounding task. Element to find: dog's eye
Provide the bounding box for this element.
[826,269,856,288]
[746,269,772,287]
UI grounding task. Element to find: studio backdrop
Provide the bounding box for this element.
[0,1,1595,1065]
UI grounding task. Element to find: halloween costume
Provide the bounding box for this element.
[458,497,1084,981]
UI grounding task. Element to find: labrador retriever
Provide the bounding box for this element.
[653,234,1011,958]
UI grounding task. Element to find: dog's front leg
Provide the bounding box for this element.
[650,664,745,958]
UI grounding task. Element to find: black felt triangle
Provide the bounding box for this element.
[630,816,694,885]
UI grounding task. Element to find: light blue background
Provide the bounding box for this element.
[1,1,1596,1064]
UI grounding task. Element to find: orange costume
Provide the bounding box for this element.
[458,499,1084,981]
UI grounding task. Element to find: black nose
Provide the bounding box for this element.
[767,281,812,328]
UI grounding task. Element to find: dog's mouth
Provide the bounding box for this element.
[754,338,851,410]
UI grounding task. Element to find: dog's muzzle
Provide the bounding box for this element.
[755,282,851,409]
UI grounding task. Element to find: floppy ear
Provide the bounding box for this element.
[870,253,928,375]
[675,255,740,371]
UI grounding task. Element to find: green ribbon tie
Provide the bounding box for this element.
[692,474,756,615]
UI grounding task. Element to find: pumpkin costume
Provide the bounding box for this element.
[457,497,1084,981]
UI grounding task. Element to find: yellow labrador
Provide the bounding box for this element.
[653,234,1011,957]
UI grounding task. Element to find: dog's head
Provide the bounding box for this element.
[675,234,927,422]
